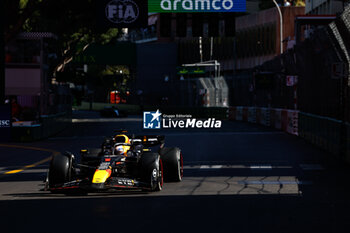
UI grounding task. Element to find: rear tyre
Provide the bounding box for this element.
[141,152,163,191]
[48,153,74,190]
[160,147,183,182]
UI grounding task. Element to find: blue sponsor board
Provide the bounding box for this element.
[0,105,12,142]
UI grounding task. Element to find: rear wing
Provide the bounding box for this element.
[130,135,165,147]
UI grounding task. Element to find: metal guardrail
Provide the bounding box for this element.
[298,112,342,156]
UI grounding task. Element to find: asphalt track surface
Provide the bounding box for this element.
[1,111,350,233]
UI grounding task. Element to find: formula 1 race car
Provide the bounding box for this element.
[46,131,183,193]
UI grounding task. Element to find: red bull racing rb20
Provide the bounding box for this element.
[45,131,183,193]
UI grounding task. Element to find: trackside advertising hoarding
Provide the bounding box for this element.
[0,105,11,142]
[149,0,246,13]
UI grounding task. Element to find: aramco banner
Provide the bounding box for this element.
[148,0,246,13]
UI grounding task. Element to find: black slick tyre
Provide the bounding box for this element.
[159,147,183,182]
[140,152,163,191]
[48,153,73,190]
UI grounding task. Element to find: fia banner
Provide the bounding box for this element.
[97,0,148,30]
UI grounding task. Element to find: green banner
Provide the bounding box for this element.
[177,67,206,75]
[149,0,246,13]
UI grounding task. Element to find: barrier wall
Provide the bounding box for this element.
[248,107,256,123]
[229,106,298,136]
[298,112,341,156]
[273,109,282,130]
[236,107,243,121]
[229,106,350,163]
[260,108,270,127]
[12,112,71,142]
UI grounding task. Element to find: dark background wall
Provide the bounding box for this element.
[136,42,177,105]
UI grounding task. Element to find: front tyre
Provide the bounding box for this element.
[48,153,74,190]
[152,159,163,191]
[141,152,163,192]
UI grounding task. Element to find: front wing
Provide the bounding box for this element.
[47,177,152,192]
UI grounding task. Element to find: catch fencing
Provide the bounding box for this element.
[232,5,350,122]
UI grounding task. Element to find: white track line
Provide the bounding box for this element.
[72,118,142,123]
[299,164,324,171]
[164,132,285,136]
[250,165,272,170]
[184,164,292,170]
[199,165,223,169]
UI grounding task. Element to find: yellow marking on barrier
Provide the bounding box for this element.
[0,144,59,176]
[4,170,22,174]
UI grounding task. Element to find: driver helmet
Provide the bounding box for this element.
[114,134,130,155]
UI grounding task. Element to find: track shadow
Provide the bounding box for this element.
[1,194,349,233]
